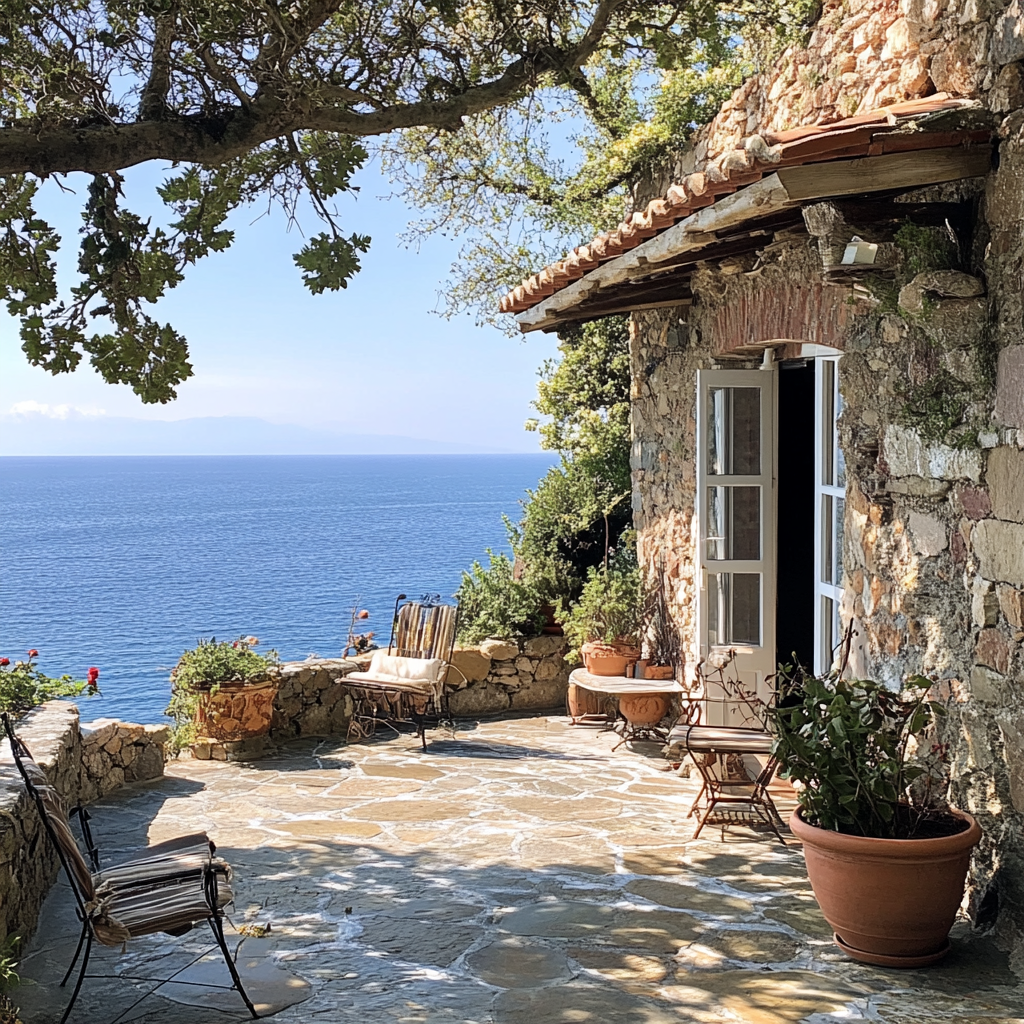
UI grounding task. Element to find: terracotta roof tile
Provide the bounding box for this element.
[499,95,987,316]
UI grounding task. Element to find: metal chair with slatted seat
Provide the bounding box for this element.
[1,712,257,1024]
[344,594,461,750]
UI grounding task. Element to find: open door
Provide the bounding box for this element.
[696,362,778,725]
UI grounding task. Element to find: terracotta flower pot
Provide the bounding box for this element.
[619,692,671,727]
[581,641,640,677]
[195,678,279,742]
[790,807,982,967]
[642,664,675,680]
[567,681,609,721]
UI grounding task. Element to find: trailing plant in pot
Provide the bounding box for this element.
[558,544,641,676]
[167,636,280,752]
[772,663,981,967]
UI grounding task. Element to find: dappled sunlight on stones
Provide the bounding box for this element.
[14,714,1024,1023]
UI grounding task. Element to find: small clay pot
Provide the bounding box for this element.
[643,664,675,680]
[790,807,982,966]
[567,681,608,721]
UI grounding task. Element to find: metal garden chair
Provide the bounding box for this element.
[344,594,461,750]
[666,659,787,845]
[1,712,257,1023]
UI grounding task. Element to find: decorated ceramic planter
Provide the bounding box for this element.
[194,678,279,742]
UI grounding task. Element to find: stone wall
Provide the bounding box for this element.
[626,0,1024,955]
[268,639,572,736]
[0,702,167,946]
[271,658,357,741]
[698,0,1022,168]
[448,637,572,716]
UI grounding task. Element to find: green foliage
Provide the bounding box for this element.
[896,368,975,444]
[455,550,545,643]
[0,935,20,1024]
[894,221,959,277]
[166,636,278,752]
[557,541,642,652]
[170,636,279,690]
[772,670,951,839]
[457,316,632,642]
[0,652,96,718]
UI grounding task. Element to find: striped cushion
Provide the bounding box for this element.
[92,871,233,947]
[95,833,227,890]
[670,724,774,754]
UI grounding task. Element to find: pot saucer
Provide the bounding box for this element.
[834,933,950,968]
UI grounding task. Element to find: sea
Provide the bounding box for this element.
[0,454,554,724]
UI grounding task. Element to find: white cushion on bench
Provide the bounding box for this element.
[346,652,446,698]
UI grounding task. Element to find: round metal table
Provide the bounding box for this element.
[568,668,685,748]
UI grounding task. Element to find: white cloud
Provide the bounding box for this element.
[6,400,107,419]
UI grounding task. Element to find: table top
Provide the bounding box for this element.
[569,667,686,695]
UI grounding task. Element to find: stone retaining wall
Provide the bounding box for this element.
[269,639,572,731]
[0,702,167,945]
[448,636,572,716]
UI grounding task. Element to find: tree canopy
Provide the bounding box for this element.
[1,1,817,401]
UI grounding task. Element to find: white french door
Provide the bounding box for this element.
[696,363,778,723]
[813,356,846,674]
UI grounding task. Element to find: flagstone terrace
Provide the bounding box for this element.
[13,714,1024,1024]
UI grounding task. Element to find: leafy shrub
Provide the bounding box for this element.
[455,551,545,643]
[0,652,98,718]
[166,637,279,753]
[170,636,278,690]
[0,936,21,1024]
[771,670,954,839]
[558,543,642,654]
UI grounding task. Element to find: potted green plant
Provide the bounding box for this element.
[639,566,680,680]
[167,636,279,752]
[559,553,642,676]
[772,666,981,967]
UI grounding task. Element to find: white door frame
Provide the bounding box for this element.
[696,357,778,715]
[813,355,845,674]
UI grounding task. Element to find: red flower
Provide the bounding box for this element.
[27,648,38,658]
[358,610,370,620]
[87,667,100,684]
[0,658,9,667]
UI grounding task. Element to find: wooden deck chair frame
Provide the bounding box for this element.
[345,594,461,751]
[1,713,257,1024]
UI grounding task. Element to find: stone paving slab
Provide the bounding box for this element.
[13,714,1024,1023]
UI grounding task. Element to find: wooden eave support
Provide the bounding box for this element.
[514,143,993,334]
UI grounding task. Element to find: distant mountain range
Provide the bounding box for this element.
[0,413,516,456]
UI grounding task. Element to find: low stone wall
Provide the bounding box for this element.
[268,639,572,732]
[0,702,167,945]
[271,658,358,740]
[448,636,572,717]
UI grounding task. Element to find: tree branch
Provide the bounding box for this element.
[139,8,178,120]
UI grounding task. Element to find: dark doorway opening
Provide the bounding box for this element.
[776,361,815,671]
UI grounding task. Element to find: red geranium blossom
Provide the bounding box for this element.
[0,657,9,667]
[358,610,370,620]
[27,649,38,658]
[87,667,100,686]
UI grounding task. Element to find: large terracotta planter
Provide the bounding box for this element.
[581,641,641,677]
[619,692,671,727]
[790,807,982,967]
[195,678,278,742]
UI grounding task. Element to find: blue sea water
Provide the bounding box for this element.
[0,454,554,724]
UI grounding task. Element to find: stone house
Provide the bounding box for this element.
[502,0,1024,957]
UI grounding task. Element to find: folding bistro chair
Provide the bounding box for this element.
[344,594,461,750]
[1,713,257,1023]
[666,661,787,845]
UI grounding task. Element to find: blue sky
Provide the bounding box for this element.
[0,158,560,454]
